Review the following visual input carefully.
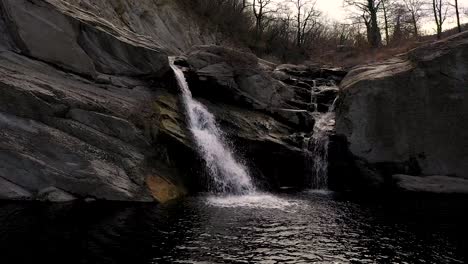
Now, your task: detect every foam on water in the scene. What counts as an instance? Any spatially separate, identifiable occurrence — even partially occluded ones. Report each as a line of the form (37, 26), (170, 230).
(205, 193), (298, 210)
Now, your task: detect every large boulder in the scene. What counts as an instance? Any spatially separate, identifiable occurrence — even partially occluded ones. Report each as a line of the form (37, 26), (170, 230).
(336, 32), (468, 189)
(185, 45), (295, 111)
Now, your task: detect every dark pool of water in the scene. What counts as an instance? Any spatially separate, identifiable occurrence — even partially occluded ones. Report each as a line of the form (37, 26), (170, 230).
(0, 191), (467, 264)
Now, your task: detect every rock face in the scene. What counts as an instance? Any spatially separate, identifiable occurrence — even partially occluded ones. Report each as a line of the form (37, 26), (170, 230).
(0, 0), (189, 202)
(152, 91), (307, 189)
(0, 0), (346, 201)
(336, 32), (468, 190)
(185, 46), (345, 131)
(1, 0), (169, 77)
(186, 46), (294, 111)
(51, 0), (215, 53)
(0, 51), (159, 201)
(182, 46), (347, 188)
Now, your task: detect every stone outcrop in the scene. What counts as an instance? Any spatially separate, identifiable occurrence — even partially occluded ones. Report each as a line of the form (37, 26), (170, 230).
(0, 51), (159, 201)
(37, 186), (77, 202)
(0, 0), (187, 202)
(335, 31), (468, 190)
(185, 45), (345, 131)
(1, 0), (169, 77)
(393, 174), (468, 194)
(185, 45), (294, 111)
(50, 0), (215, 53)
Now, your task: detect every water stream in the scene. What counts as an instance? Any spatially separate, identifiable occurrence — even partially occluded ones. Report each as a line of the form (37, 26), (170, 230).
(305, 97), (338, 189)
(169, 58), (255, 194)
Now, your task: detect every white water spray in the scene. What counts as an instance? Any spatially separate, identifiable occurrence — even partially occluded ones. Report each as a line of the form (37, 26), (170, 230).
(169, 58), (255, 194)
(305, 97), (338, 189)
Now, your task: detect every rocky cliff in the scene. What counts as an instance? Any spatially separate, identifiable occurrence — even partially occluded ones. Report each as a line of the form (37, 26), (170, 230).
(335, 31), (468, 193)
(0, 0), (344, 201)
(0, 0), (213, 202)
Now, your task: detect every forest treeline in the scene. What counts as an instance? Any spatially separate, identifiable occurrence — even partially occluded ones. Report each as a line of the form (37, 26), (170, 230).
(180, 0), (467, 65)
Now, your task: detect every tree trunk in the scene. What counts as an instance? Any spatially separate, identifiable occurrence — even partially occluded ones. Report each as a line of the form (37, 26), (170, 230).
(433, 0), (441, 39)
(369, 0), (381, 48)
(411, 12), (418, 38)
(297, 7), (301, 47)
(382, 0), (389, 45)
(455, 0), (461, 33)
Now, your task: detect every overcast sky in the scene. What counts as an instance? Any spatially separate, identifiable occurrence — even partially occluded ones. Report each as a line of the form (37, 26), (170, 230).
(312, 0), (468, 34)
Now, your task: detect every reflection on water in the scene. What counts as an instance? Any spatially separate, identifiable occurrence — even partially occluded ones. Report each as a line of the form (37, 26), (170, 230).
(0, 192), (467, 264)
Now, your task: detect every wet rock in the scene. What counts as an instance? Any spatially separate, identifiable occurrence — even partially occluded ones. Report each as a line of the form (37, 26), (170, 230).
(146, 174), (187, 203)
(273, 64), (347, 85)
(37, 187), (77, 202)
(152, 91), (307, 189)
(393, 175), (468, 194)
(272, 109), (315, 131)
(0, 178), (32, 200)
(315, 87), (339, 112)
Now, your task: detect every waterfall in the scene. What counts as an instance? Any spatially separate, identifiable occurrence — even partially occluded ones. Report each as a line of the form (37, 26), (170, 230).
(305, 98), (338, 189)
(169, 58), (255, 194)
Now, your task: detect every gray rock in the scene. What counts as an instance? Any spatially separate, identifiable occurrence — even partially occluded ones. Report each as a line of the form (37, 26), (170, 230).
(0, 0), (169, 77)
(153, 91), (308, 189)
(0, 0), (345, 200)
(272, 109), (315, 131)
(0, 10), (15, 51)
(393, 174), (468, 194)
(337, 31), (468, 184)
(186, 45), (295, 111)
(0, 178), (32, 200)
(37, 186), (77, 202)
(0, 50), (164, 202)
(68, 108), (148, 147)
(49, 0), (216, 53)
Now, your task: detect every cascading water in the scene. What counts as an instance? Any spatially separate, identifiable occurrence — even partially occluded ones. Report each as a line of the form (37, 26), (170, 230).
(169, 58), (255, 194)
(305, 97), (338, 189)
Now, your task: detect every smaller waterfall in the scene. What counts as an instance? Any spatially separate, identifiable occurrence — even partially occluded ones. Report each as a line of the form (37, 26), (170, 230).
(310, 80), (318, 112)
(305, 98), (338, 189)
(169, 58), (255, 194)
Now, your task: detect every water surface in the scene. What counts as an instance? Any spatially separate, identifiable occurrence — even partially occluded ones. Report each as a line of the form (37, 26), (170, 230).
(0, 191), (466, 263)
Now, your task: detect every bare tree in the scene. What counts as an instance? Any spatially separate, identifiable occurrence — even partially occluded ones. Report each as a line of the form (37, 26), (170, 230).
(345, 0), (382, 48)
(380, 0), (390, 45)
(432, 0), (448, 39)
(290, 0), (321, 47)
(252, 0), (274, 38)
(402, 0), (425, 37)
(449, 0), (461, 33)
(391, 2), (415, 43)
